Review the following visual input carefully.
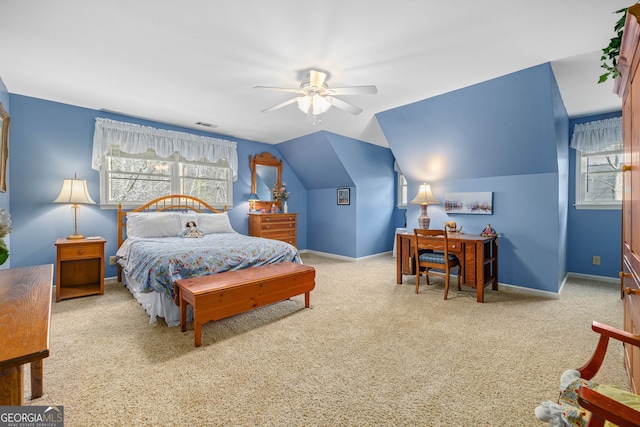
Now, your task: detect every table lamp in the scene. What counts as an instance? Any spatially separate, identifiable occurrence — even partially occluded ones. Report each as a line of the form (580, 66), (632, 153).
(410, 183), (440, 229)
(248, 193), (260, 213)
(54, 175), (96, 239)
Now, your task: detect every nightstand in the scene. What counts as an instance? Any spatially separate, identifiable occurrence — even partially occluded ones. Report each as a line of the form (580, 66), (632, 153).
(55, 238), (106, 302)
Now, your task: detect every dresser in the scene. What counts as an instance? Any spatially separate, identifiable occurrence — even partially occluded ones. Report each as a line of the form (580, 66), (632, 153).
(616, 4), (640, 393)
(248, 213), (297, 247)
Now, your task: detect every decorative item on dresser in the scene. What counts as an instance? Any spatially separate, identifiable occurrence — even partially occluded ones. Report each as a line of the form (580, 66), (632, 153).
(249, 151), (283, 213)
(614, 3), (640, 394)
(248, 212), (297, 247)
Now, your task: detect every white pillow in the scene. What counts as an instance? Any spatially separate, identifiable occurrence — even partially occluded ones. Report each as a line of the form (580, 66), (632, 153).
(196, 212), (235, 234)
(126, 212), (182, 238)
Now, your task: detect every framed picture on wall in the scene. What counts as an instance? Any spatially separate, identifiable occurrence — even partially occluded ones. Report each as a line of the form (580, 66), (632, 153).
(444, 191), (492, 214)
(337, 188), (350, 205)
(0, 103), (9, 193)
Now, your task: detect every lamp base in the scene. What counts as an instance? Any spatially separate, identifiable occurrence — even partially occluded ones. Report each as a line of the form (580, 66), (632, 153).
(417, 216), (431, 230)
(417, 204), (431, 229)
(66, 233), (85, 240)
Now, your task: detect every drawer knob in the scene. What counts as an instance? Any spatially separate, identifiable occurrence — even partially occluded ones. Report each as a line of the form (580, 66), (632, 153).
(622, 164), (632, 172)
(265, 225), (270, 229)
(620, 272), (632, 279)
(265, 218), (270, 222)
(624, 287), (640, 296)
(78, 249), (85, 255)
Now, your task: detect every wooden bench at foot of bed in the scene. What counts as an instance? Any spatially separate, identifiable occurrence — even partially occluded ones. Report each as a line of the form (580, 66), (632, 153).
(174, 262), (316, 347)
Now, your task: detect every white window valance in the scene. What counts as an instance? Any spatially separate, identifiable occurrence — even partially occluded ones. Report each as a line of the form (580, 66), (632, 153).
(91, 118), (238, 180)
(570, 116), (622, 153)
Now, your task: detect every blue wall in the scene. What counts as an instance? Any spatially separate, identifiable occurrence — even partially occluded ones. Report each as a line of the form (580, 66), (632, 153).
(277, 131), (395, 258)
(567, 111), (622, 278)
(377, 63), (569, 292)
(7, 94), (306, 277)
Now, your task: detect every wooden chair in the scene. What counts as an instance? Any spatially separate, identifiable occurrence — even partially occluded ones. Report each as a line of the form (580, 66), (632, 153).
(537, 321), (640, 426)
(413, 228), (461, 299)
(575, 322), (640, 427)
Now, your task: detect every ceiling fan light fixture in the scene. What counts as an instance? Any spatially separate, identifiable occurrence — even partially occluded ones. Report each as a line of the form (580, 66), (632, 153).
(297, 93), (332, 115)
(297, 95), (312, 114)
(258, 69), (376, 118)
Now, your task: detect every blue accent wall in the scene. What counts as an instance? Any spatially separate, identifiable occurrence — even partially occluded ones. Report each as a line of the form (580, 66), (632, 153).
(567, 111), (622, 278)
(7, 94), (306, 277)
(377, 63), (569, 292)
(278, 131), (395, 258)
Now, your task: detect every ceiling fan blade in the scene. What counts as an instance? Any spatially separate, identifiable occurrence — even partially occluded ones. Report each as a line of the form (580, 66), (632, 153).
(254, 86), (302, 94)
(261, 97), (299, 113)
(326, 96), (363, 115)
(309, 70), (327, 88)
(328, 85), (378, 95)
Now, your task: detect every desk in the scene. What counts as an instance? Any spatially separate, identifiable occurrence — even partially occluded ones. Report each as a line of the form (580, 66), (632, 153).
(0, 264), (53, 405)
(396, 233), (498, 302)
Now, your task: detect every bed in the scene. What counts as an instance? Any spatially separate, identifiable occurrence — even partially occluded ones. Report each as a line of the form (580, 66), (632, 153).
(116, 195), (301, 326)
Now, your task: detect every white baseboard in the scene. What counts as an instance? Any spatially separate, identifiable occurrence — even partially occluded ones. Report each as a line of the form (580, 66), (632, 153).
(498, 282), (561, 299)
(300, 249), (392, 262)
(566, 272), (619, 285)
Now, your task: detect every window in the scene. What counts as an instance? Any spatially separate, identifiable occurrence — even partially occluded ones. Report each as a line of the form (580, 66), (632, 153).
(100, 147), (233, 209)
(571, 116), (622, 210)
(397, 172), (408, 208)
(91, 118), (238, 209)
(575, 145), (622, 209)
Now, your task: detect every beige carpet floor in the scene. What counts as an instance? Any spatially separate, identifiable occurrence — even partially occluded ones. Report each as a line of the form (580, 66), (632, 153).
(25, 253), (627, 426)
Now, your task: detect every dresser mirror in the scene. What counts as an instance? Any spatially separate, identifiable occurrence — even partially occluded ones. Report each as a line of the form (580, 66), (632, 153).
(250, 151), (282, 211)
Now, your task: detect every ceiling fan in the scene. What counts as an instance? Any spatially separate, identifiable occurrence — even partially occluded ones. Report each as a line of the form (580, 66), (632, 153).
(255, 70), (377, 118)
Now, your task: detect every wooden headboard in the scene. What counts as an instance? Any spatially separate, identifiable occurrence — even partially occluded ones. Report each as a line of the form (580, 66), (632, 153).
(117, 194), (226, 249)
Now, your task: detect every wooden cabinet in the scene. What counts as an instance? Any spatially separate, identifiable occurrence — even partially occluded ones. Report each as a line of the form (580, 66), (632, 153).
(248, 213), (297, 247)
(55, 238), (105, 302)
(616, 4), (640, 393)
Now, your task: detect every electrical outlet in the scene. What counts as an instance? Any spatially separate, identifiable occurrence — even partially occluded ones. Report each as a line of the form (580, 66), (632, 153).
(592, 256), (601, 266)
(109, 255), (117, 266)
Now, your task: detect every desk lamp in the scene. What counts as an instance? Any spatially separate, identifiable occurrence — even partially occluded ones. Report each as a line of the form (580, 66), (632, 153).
(410, 183), (440, 229)
(54, 175), (96, 239)
(248, 193), (260, 213)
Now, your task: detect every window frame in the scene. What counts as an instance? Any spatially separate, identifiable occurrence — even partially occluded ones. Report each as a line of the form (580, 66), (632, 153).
(99, 147), (233, 210)
(574, 146), (622, 210)
(397, 172), (408, 209)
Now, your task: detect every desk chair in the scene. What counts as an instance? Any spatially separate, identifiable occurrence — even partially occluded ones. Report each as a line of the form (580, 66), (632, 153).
(413, 229), (461, 299)
(535, 322), (640, 426)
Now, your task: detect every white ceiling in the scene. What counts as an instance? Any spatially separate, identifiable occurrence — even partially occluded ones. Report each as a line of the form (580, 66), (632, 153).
(0, 1), (629, 147)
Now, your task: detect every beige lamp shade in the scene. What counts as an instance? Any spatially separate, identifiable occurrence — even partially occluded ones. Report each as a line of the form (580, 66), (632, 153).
(54, 176), (96, 239)
(410, 183), (440, 229)
(54, 177), (96, 205)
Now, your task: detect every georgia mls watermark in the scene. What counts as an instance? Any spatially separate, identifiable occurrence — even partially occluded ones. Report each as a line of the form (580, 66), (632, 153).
(0, 406), (63, 427)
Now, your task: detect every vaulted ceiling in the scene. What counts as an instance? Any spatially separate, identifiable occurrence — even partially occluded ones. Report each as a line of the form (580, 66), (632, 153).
(0, 1), (629, 147)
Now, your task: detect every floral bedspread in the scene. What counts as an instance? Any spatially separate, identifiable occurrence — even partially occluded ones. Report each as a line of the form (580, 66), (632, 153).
(117, 232), (301, 298)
